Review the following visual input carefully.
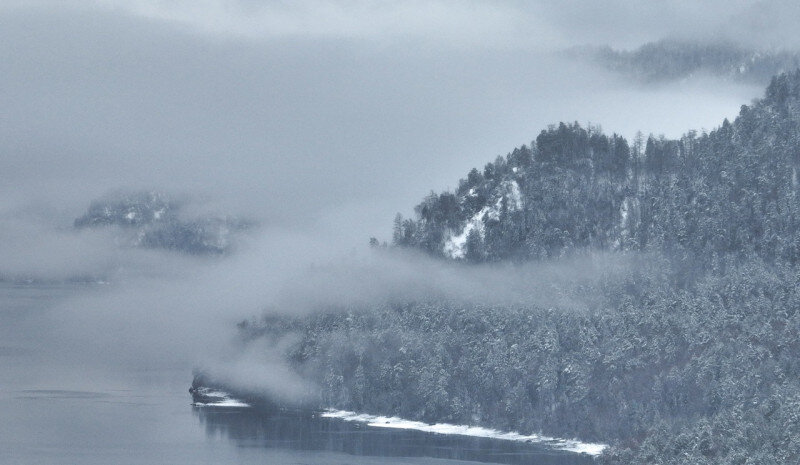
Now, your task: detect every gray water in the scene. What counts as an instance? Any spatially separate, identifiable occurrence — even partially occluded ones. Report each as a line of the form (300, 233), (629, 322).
(0, 283), (593, 465)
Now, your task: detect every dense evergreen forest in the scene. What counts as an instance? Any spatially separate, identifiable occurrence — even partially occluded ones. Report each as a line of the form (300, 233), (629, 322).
(203, 71), (800, 463)
(573, 39), (800, 85)
(393, 70), (800, 272)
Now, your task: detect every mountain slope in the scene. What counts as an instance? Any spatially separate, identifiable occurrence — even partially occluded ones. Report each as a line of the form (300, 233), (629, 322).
(396, 70), (800, 275)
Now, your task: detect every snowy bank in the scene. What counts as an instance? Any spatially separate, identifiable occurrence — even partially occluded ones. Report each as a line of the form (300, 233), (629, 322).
(321, 409), (607, 456)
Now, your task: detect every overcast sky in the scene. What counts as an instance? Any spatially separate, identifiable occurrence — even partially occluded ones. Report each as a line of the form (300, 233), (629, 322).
(11, 1), (799, 49)
(2, 1), (779, 244)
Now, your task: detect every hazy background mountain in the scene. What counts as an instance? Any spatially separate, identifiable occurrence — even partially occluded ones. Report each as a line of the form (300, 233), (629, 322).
(572, 39), (800, 85)
(73, 191), (254, 255)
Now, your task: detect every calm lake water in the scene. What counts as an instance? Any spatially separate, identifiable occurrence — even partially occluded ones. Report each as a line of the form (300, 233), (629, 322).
(0, 282), (594, 465)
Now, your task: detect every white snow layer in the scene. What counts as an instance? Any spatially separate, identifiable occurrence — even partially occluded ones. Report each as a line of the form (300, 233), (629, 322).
(193, 398), (250, 407)
(443, 180), (523, 259)
(321, 409), (606, 456)
(443, 206), (488, 259)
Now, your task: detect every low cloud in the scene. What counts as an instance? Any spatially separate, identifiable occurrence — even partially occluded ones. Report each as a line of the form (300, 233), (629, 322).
(0, 0), (782, 398)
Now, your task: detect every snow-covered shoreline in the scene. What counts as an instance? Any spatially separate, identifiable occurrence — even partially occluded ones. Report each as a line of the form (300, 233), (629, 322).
(320, 409), (607, 456)
(189, 388), (606, 456)
(190, 389), (250, 408)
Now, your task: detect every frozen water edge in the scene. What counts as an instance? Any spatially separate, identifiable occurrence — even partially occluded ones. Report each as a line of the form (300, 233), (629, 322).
(320, 409), (607, 456)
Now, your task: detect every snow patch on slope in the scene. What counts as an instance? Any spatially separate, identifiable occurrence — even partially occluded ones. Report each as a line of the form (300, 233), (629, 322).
(503, 179), (523, 211)
(614, 196), (639, 248)
(443, 206), (488, 259)
(443, 180), (523, 258)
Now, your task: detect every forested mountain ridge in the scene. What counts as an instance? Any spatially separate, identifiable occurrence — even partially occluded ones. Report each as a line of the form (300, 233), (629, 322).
(395, 70), (800, 274)
(197, 71), (800, 465)
(572, 39), (800, 85)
